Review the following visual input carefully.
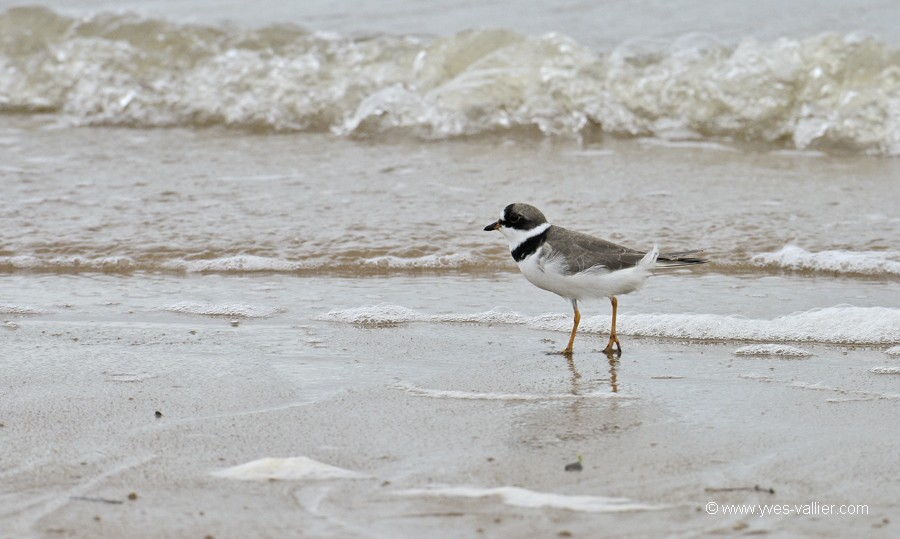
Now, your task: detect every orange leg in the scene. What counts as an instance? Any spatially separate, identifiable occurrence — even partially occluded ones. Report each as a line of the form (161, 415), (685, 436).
(562, 299), (580, 355)
(603, 296), (622, 356)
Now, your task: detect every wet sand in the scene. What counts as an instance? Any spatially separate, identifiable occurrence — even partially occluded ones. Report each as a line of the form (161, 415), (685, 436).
(2, 273), (898, 538)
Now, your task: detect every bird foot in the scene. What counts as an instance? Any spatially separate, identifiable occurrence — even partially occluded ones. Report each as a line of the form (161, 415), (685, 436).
(602, 337), (622, 356)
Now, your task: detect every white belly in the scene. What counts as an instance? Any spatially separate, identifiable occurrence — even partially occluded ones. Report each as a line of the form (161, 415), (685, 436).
(516, 246), (656, 301)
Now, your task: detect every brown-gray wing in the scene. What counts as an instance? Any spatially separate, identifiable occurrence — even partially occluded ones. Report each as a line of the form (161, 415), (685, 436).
(544, 226), (648, 275)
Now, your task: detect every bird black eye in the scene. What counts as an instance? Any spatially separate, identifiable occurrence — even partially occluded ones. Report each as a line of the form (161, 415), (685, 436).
(509, 214), (521, 224)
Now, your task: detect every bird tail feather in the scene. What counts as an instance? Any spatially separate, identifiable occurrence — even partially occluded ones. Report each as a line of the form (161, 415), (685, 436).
(655, 249), (709, 267)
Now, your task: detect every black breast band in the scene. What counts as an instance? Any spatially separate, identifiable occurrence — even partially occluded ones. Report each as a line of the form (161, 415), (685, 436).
(511, 228), (549, 262)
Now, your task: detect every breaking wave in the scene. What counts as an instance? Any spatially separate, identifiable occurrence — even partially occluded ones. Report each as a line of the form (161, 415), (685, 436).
(2, 7), (899, 155)
(322, 303), (900, 344)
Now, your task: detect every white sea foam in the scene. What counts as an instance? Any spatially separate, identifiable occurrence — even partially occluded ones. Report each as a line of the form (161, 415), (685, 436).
(744, 375), (900, 402)
(0, 256), (41, 269)
(0, 303), (46, 315)
(870, 367), (900, 375)
(885, 346), (900, 356)
(0, 252), (483, 275)
(211, 456), (365, 481)
(324, 304), (428, 326)
(0, 255), (137, 272)
(396, 383), (632, 401)
(323, 303), (900, 344)
(105, 372), (157, 383)
(738, 374), (776, 382)
(323, 305), (531, 326)
(751, 245), (900, 275)
(733, 344), (813, 357)
(788, 381), (839, 392)
(165, 256), (306, 273)
(165, 301), (281, 318)
(395, 486), (667, 512)
(361, 253), (479, 269)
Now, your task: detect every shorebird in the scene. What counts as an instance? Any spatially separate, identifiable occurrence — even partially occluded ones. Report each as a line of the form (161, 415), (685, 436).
(484, 203), (707, 355)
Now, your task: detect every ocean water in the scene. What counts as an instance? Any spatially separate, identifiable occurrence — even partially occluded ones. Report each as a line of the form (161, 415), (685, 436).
(1, 0), (899, 344)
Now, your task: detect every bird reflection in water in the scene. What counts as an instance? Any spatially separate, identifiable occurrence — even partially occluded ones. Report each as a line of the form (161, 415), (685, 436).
(564, 349), (620, 395)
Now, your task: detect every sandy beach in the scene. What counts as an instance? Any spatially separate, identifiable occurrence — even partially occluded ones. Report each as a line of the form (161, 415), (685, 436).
(3, 272), (899, 538)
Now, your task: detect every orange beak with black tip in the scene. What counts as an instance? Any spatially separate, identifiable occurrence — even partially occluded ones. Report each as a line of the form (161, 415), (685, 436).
(483, 220), (501, 231)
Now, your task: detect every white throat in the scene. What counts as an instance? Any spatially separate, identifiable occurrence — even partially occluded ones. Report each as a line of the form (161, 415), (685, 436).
(499, 222), (551, 253)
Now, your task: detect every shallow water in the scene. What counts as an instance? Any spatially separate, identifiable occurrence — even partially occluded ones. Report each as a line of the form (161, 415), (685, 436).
(2, 124), (898, 278)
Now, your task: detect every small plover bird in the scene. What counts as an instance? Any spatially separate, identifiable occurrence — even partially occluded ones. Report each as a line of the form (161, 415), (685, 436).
(484, 203), (707, 355)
